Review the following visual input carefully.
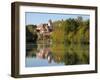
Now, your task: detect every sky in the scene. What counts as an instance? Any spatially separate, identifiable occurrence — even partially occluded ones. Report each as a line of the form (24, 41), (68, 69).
(25, 12), (90, 25)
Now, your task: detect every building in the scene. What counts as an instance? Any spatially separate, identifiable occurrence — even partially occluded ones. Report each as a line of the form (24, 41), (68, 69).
(36, 20), (53, 40)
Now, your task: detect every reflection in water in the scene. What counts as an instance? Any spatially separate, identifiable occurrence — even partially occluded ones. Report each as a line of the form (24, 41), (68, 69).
(36, 47), (53, 63)
(26, 41), (89, 67)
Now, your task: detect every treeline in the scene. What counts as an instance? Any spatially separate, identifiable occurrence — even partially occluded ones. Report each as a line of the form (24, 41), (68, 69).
(26, 25), (37, 44)
(51, 16), (89, 44)
(26, 16), (89, 44)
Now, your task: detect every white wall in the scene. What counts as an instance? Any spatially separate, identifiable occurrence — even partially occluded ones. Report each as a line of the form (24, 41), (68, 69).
(0, 0), (100, 80)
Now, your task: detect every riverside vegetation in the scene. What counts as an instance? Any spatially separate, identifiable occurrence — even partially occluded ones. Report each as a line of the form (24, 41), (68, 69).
(26, 16), (89, 67)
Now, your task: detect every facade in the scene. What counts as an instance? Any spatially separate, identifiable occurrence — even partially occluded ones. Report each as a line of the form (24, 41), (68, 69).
(36, 20), (53, 40)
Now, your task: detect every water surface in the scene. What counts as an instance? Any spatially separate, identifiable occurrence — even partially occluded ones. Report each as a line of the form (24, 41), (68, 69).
(25, 42), (89, 67)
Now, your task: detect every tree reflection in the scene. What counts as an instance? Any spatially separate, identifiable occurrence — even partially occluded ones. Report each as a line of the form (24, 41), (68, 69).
(26, 42), (89, 65)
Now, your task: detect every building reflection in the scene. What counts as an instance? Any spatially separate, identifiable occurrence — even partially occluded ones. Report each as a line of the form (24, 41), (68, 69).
(26, 42), (89, 65)
(36, 43), (53, 63)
